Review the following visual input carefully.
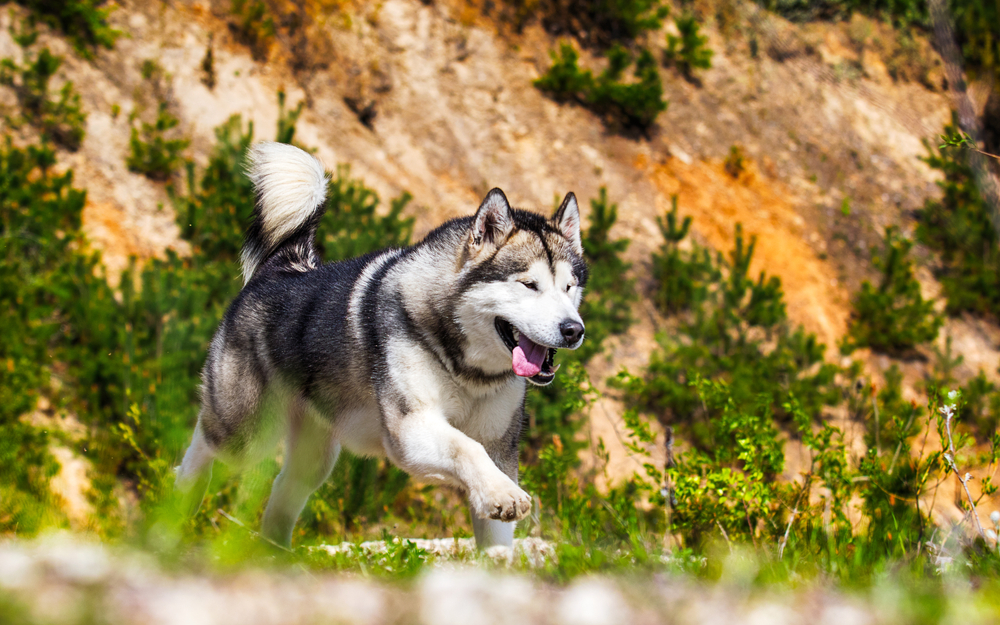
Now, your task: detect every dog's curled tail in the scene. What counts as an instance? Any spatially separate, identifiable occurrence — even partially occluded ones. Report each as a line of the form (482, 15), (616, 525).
(241, 142), (330, 285)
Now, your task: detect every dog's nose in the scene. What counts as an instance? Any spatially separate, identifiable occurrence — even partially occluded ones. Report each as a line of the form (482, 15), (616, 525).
(559, 320), (584, 345)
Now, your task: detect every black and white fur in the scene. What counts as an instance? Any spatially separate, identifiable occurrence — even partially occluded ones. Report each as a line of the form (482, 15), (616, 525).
(176, 142), (587, 548)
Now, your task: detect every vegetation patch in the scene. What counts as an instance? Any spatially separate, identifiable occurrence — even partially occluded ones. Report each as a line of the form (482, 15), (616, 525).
(535, 41), (667, 135)
(15, 0), (120, 58)
(126, 103), (190, 181)
(628, 198), (841, 440)
(0, 22), (86, 150)
(664, 13), (714, 80)
(498, 0), (669, 49)
(841, 227), (943, 356)
(917, 120), (1000, 318)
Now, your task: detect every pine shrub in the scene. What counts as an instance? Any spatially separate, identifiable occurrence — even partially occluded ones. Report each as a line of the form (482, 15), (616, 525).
(126, 103), (190, 181)
(917, 120), (1000, 318)
(576, 187), (637, 362)
(652, 195), (718, 314)
(535, 42), (668, 135)
(15, 0), (120, 58)
(0, 141), (91, 533)
(842, 226), (942, 355)
(625, 201), (841, 450)
(500, 0), (669, 49)
(664, 14), (714, 79)
(0, 29), (86, 150)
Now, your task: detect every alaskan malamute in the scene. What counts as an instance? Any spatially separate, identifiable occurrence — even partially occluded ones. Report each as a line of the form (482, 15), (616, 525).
(176, 142), (587, 548)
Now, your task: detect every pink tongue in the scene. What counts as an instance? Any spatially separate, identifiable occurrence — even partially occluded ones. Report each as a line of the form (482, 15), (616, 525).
(512, 334), (547, 377)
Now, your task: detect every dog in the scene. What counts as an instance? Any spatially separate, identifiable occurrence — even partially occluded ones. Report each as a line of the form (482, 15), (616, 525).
(175, 142), (587, 549)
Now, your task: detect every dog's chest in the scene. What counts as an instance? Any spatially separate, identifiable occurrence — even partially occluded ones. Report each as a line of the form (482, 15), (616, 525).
(445, 383), (523, 443)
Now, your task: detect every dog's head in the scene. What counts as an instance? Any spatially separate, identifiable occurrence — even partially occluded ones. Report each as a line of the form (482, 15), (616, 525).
(456, 188), (588, 386)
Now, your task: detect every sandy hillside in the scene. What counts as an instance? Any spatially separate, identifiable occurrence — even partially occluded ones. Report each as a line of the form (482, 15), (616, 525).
(4, 0), (998, 513)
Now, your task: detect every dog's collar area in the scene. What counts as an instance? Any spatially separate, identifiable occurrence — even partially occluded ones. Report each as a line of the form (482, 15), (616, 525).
(494, 318), (558, 386)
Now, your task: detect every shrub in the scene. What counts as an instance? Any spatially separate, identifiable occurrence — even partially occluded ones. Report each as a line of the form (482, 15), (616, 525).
(126, 103), (190, 181)
(724, 144), (745, 178)
(917, 120), (1000, 318)
(624, 201), (841, 449)
(575, 187), (637, 362)
(229, 0), (276, 61)
(0, 140), (90, 533)
(664, 14), (714, 79)
(499, 0), (669, 49)
(318, 166), (414, 262)
(651, 195), (718, 314)
(535, 42), (668, 135)
(15, 0), (120, 58)
(0, 29), (86, 150)
(842, 226), (942, 355)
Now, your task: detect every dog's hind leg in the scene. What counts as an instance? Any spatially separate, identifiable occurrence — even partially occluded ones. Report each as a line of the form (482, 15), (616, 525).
(261, 399), (340, 548)
(175, 420), (216, 517)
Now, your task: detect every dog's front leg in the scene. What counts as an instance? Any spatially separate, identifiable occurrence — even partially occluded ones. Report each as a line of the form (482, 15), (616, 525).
(383, 409), (532, 529)
(470, 432), (524, 548)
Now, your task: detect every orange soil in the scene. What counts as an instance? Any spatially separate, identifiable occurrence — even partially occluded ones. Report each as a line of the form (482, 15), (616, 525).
(639, 153), (851, 353)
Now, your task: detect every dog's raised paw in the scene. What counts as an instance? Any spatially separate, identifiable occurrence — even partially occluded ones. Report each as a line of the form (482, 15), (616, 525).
(474, 482), (532, 522)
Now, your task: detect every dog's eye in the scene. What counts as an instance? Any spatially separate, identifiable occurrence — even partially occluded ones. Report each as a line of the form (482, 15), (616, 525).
(565, 284), (572, 292)
(520, 281), (539, 292)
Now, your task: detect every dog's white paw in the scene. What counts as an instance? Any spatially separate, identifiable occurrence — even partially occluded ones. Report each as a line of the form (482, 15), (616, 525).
(471, 480), (532, 522)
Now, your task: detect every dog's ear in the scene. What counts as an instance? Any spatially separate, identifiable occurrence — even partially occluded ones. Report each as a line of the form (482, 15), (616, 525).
(552, 192), (583, 256)
(470, 188), (514, 251)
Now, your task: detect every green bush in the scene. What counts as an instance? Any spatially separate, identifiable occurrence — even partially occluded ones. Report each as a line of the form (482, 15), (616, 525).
(842, 227), (942, 355)
(575, 187), (637, 362)
(917, 120), (1000, 318)
(651, 195), (719, 314)
(535, 42), (667, 135)
(15, 0), (120, 58)
(229, 0), (276, 61)
(664, 14), (714, 79)
(0, 29), (86, 150)
(0, 141), (92, 533)
(126, 104), (190, 181)
(500, 0), (669, 49)
(629, 203), (840, 439)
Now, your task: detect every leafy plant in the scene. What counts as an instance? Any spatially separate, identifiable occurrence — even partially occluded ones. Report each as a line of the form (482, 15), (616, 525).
(535, 41), (668, 135)
(664, 14), (714, 79)
(0, 27), (86, 150)
(15, 0), (120, 58)
(842, 226), (942, 355)
(229, 0), (276, 61)
(0, 141), (87, 534)
(631, 202), (841, 439)
(499, 0), (669, 49)
(126, 103), (190, 181)
(724, 145), (745, 178)
(918, 120), (1000, 318)
(575, 187), (637, 362)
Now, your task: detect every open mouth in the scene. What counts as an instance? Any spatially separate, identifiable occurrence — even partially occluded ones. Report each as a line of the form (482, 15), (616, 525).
(495, 318), (559, 386)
